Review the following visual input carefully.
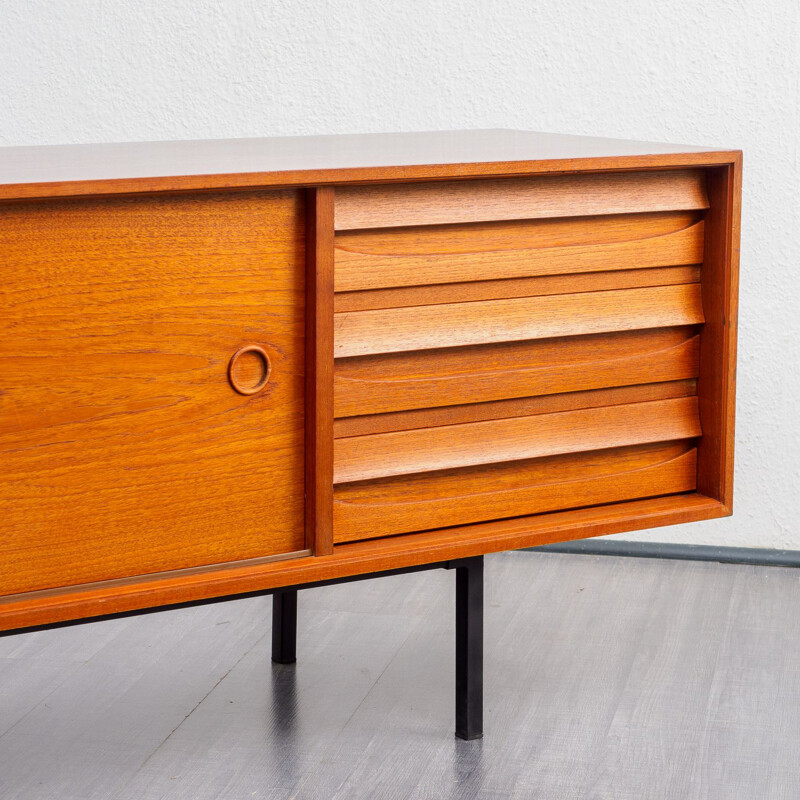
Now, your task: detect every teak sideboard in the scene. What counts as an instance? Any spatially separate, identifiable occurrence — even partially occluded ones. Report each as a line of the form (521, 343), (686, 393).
(0, 131), (740, 656)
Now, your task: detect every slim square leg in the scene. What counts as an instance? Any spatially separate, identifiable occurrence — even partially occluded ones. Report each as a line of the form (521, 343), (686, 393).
(272, 589), (297, 664)
(455, 556), (483, 740)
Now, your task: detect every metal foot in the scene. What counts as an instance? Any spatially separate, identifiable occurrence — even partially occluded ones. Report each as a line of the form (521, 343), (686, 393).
(272, 589), (297, 664)
(453, 556), (484, 740)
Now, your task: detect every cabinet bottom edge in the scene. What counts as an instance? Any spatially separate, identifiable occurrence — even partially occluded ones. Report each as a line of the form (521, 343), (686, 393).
(0, 493), (727, 633)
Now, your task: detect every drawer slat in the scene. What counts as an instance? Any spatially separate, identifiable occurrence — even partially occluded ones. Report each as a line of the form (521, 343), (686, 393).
(335, 219), (703, 292)
(334, 441), (697, 541)
(334, 396), (701, 484)
(334, 265), (701, 313)
(334, 284), (704, 358)
(334, 170), (709, 230)
(334, 379), (696, 438)
(335, 326), (700, 417)
(336, 210), (698, 256)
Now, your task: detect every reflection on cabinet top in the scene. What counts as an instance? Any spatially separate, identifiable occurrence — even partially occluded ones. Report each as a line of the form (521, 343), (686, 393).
(0, 129), (740, 201)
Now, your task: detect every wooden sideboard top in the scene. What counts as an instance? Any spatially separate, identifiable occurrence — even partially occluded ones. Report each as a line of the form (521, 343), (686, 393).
(0, 129), (740, 201)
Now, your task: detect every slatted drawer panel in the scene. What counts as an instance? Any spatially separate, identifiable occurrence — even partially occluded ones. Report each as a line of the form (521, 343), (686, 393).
(335, 328), (700, 417)
(335, 284), (703, 358)
(334, 442), (698, 542)
(332, 170), (707, 542)
(334, 170), (708, 231)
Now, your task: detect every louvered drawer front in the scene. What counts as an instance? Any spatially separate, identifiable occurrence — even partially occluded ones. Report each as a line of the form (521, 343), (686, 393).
(332, 170), (708, 543)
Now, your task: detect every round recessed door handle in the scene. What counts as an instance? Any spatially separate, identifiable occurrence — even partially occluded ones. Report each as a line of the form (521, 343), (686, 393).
(228, 345), (271, 395)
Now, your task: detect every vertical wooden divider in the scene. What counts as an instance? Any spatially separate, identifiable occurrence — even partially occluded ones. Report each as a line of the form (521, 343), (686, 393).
(696, 157), (742, 509)
(305, 187), (336, 554)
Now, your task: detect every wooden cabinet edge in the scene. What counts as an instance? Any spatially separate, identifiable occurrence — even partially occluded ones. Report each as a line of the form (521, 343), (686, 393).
(0, 494), (728, 633)
(696, 158), (741, 508)
(0, 151), (742, 203)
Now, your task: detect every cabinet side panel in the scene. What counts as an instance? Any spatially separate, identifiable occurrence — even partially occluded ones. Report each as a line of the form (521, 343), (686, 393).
(696, 160), (741, 508)
(0, 190), (307, 594)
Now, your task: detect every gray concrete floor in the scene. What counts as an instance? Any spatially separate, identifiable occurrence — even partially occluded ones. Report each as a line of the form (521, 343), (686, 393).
(1, 549), (799, 799)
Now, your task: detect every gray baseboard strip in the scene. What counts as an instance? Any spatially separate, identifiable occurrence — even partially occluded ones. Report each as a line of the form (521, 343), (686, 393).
(527, 540), (800, 568)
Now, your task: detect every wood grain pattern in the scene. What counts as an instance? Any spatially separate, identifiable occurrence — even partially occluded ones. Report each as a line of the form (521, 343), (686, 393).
(333, 380), (697, 438)
(334, 441), (697, 541)
(334, 265), (701, 313)
(334, 284), (704, 358)
(0, 494), (729, 632)
(0, 191), (306, 595)
(335, 220), (704, 291)
(335, 326), (701, 417)
(334, 170), (708, 230)
(336, 209), (698, 254)
(0, 136), (741, 634)
(305, 188), (336, 555)
(696, 159), (741, 509)
(334, 396), (701, 483)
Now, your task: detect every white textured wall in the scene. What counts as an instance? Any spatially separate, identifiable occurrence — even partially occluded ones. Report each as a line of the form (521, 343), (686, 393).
(1, 1), (798, 548)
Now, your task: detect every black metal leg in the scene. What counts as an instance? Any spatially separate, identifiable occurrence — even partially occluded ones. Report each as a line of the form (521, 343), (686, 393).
(272, 589), (297, 664)
(454, 556), (484, 740)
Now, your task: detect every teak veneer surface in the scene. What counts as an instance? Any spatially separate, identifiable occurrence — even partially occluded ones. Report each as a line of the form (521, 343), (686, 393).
(333, 170), (708, 230)
(335, 327), (701, 417)
(335, 211), (700, 255)
(0, 190), (306, 595)
(305, 188), (336, 556)
(333, 396), (701, 484)
(333, 265), (702, 313)
(0, 130), (741, 632)
(333, 441), (698, 541)
(333, 380), (697, 439)
(328, 154), (726, 549)
(334, 219), (704, 291)
(696, 165), (740, 508)
(334, 284), (704, 358)
(0, 494), (729, 633)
